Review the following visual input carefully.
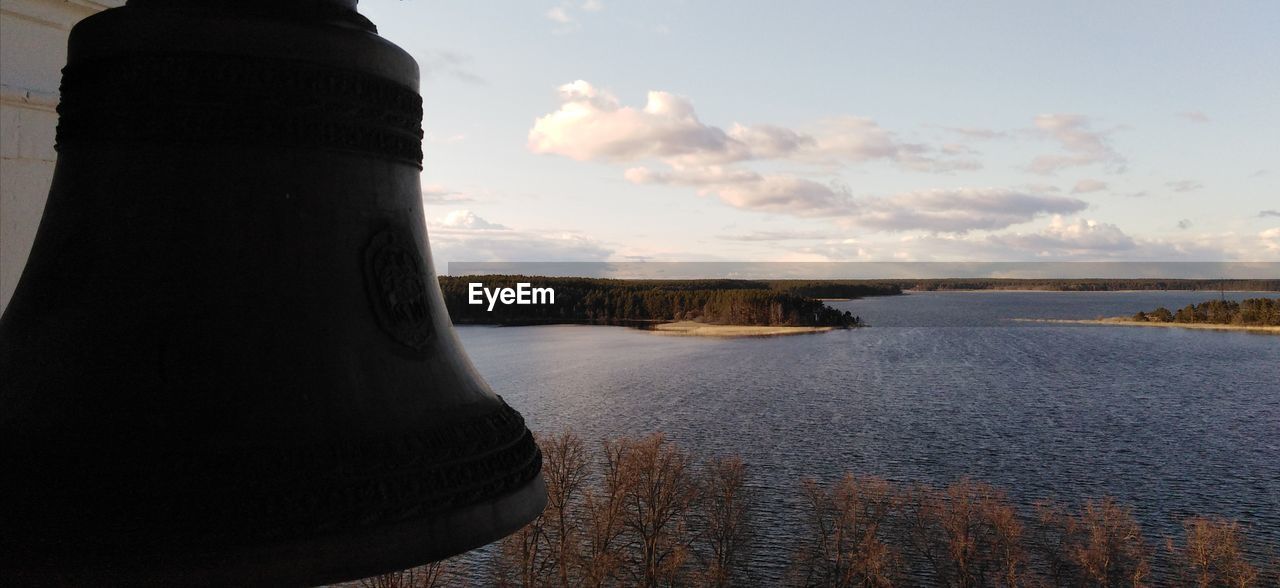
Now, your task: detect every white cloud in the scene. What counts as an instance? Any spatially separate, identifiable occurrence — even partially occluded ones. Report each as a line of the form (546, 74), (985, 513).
(626, 166), (851, 216)
(626, 166), (1084, 232)
(418, 51), (485, 85)
(1027, 114), (1126, 175)
(546, 2), (602, 32)
(850, 189), (1088, 233)
(715, 176), (854, 216)
(436, 210), (509, 230)
(1177, 111), (1210, 123)
(530, 82), (732, 163)
(425, 132), (467, 144)
(528, 81), (976, 171)
(940, 126), (1008, 140)
(1165, 179), (1203, 193)
(530, 83), (1129, 236)
(1021, 183), (1062, 194)
(1262, 227), (1280, 253)
(716, 230), (836, 242)
(422, 184), (474, 204)
(991, 216), (1136, 254)
(1071, 178), (1108, 194)
(546, 5), (573, 23)
(427, 213), (613, 272)
(766, 220), (1280, 262)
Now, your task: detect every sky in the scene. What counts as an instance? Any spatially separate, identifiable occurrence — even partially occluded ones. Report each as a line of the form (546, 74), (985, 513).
(356, 1), (1280, 273)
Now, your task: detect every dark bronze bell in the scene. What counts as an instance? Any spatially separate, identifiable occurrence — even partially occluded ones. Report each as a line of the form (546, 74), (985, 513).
(0, 0), (545, 584)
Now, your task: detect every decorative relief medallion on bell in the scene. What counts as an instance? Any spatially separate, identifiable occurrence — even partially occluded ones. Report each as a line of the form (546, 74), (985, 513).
(364, 228), (434, 352)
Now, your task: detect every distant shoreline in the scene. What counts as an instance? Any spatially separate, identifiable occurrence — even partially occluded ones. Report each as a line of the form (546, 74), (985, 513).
(646, 321), (836, 337)
(1014, 317), (1280, 334)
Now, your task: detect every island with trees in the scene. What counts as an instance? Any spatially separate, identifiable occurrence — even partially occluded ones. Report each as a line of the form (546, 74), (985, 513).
(437, 276), (896, 336)
(1023, 297), (1280, 333)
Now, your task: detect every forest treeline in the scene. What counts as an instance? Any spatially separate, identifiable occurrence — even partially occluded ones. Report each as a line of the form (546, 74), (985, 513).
(362, 432), (1277, 588)
(889, 279), (1280, 292)
(1132, 298), (1280, 326)
(438, 276), (891, 327)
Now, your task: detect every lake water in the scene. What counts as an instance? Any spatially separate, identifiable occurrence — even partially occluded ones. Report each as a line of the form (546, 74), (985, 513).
(456, 291), (1280, 580)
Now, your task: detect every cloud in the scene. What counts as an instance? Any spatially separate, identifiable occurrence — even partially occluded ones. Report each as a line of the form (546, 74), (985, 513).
(528, 81), (977, 171)
(546, 5), (573, 23)
(436, 210), (508, 230)
(940, 126), (1008, 140)
(1262, 227), (1280, 253)
(1259, 210), (1280, 218)
(987, 217), (1136, 255)
(627, 166), (853, 216)
(427, 214), (613, 271)
(1177, 219), (1193, 230)
(808, 117), (981, 172)
(1177, 111), (1210, 123)
(529, 82), (732, 162)
(1165, 179), (1203, 193)
(431, 230), (613, 272)
(734, 219), (1280, 262)
(1071, 179), (1108, 194)
(628, 167), (1085, 232)
(716, 230), (836, 242)
(546, 2), (602, 32)
(529, 82), (1112, 234)
(1021, 183), (1062, 194)
(981, 221), (1280, 260)
(422, 184), (474, 204)
(715, 176), (854, 216)
(1027, 114), (1126, 175)
(426, 132), (467, 144)
(418, 51), (485, 85)
(849, 189), (1088, 233)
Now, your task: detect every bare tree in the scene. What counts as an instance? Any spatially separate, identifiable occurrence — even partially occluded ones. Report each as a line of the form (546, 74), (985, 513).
(1168, 517), (1259, 587)
(1033, 498), (1149, 587)
(359, 561), (464, 588)
(978, 485), (1029, 588)
(615, 433), (700, 588)
(790, 474), (900, 588)
(1072, 498), (1150, 587)
(579, 437), (630, 588)
(695, 456), (754, 587)
(542, 431), (591, 587)
(1032, 501), (1081, 587)
(900, 478), (1028, 588)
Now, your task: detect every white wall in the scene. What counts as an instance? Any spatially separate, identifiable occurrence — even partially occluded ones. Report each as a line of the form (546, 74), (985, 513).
(0, 0), (123, 313)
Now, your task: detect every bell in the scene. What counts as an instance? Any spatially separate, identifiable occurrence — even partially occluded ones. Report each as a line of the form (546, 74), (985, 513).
(0, 0), (545, 585)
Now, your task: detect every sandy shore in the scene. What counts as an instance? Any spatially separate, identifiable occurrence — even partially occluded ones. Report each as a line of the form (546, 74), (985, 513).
(648, 321), (836, 337)
(1014, 317), (1280, 334)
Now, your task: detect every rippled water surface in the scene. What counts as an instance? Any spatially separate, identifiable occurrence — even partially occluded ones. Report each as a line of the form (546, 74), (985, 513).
(457, 291), (1280, 579)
